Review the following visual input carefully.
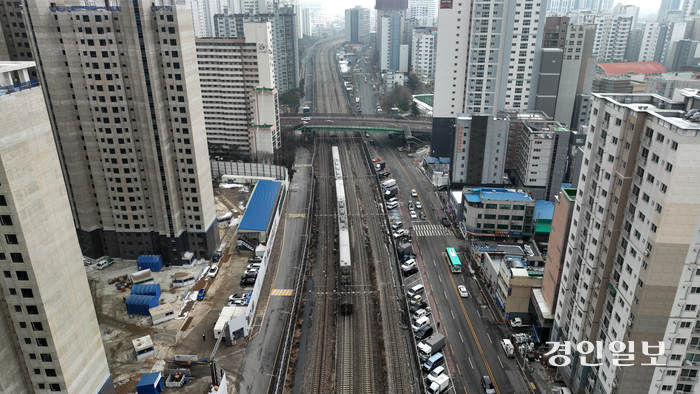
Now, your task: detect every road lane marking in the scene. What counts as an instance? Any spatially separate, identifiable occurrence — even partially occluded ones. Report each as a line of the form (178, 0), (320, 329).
(498, 356), (504, 369)
(459, 331), (464, 342)
(487, 333), (492, 343)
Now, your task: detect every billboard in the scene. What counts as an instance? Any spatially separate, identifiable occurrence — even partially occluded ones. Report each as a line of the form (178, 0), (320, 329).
(440, 0), (453, 8)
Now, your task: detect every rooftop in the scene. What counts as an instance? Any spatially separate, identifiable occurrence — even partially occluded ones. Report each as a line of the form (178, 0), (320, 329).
(597, 61), (667, 75)
(464, 188), (534, 204)
(594, 93), (700, 130)
(238, 180), (282, 232)
(562, 188), (577, 201)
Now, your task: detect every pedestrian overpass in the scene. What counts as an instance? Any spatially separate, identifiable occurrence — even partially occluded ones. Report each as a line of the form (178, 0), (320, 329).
(295, 123), (425, 147)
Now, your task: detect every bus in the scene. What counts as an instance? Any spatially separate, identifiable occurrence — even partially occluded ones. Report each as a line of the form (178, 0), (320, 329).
(446, 247), (462, 273)
(301, 106), (311, 121)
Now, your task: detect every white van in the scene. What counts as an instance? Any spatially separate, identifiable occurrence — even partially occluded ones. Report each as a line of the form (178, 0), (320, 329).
(426, 365), (446, 384)
(412, 316), (430, 332)
(501, 338), (515, 357)
(407, 284), (425, 298)
(412, 308), (431, 321)
(386, 201), (399, 210)
(95, 259), (114, 270)
(382, 179), (397, 188)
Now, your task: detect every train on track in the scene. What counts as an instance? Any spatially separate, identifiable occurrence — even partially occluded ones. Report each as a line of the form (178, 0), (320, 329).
(332, 145), (353, 314)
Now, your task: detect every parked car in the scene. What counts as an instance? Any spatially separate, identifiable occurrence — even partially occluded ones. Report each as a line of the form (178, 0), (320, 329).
(248, 256), (262, 263)
(240, 277), (256, 286)
(207, 265), (219, 278)
(458, 285), (469, 298)
(247, 263), (261, 270)
(410, 301), (428, 314)
(415, 325), (434, 340)
(197, 288), (206, 300)
(393, 229), (409, 239)
(229, 293), (248, 303)
(392, 222), (404, 230)
(410, 295), (423, 305)
(402, 268), (418, 277)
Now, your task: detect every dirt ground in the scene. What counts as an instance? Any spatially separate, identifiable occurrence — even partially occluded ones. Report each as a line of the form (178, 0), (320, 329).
(88, 185), (252, 393)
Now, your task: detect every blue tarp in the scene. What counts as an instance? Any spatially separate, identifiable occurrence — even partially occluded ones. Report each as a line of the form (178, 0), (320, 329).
(136, 372), (164, 394)
(534, 200), (555, 221)
(137, 255), (164, 272)
(238, 180), (281, 232)
(131, 284), (161, 299)
(125, 295), (160, 316)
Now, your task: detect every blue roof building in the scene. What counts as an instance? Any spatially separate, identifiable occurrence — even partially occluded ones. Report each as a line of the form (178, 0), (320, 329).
(460, 187), (536, 238)
(238, 180), (283, 243)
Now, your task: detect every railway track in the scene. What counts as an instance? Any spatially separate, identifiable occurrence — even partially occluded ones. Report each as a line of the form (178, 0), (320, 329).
(305, 136), (337, 394)
(313, 38), (349, 114)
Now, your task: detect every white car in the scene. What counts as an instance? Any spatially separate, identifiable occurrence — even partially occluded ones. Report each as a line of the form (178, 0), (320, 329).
(410, 211), (417, 219)
(411, 189), (418, 197)
(393, 229), (409, 238)
(326, 119), (334, 123)
(416, 201), (422, 209)
(410, 294), (422, 305)
(458, 285), (469, 298)
(247, 263), (261, 270)
(207, 265), (219, 278)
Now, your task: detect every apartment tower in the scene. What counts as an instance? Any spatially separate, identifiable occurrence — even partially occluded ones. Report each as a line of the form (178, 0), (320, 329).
(24, 1), (219, 263)
(196, 22), (280, 157)
(431, 0), (546, 158)
(345, 6), (371, 44)
(0, 62), (112, 393)
(552, 91), (700, 393)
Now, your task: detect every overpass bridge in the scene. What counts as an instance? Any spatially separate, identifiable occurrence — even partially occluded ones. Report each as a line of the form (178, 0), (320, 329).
(290, 120), (426, 147)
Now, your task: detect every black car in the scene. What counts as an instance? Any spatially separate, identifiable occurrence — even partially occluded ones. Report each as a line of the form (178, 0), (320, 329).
(415, 325), (434, 340)
(240, 277), (256, 286)
(402, 268), (418, 277)
(410, 301), (428, 314)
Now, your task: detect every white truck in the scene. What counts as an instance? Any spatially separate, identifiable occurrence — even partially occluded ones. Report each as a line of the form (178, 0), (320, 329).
(381, 179), (397, 188)
(427, 374), (450, 394)
(501, 338), (515, 357)
(509, 317), (531, 328)
(418, 333), (446, 361)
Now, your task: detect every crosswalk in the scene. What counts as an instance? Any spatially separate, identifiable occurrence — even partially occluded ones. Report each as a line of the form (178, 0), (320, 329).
(413, 224), (453, 237)
(288, 213), (306, 219)
(271, 288), (294, 296)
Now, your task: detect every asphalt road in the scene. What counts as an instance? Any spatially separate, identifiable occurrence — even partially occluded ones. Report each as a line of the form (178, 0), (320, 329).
(232, 147), (312, 394)
(371, 132), (530, 394)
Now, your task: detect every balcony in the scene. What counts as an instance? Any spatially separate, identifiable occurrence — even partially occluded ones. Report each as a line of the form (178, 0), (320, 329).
(627, 189), (639, 203)
(640, 134), (652, 146)
(633, 173), (643, 185)
(616, 240), (627, 255)
(623, 208), (634, 223)
(679, 376), (699, 382)
(636, 152), (648, 166)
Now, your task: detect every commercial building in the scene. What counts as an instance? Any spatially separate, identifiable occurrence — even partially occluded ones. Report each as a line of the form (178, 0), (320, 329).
(25, 1), (219, 263)
(551, 91), (700, 393)
(451, 114), (510, 185)
(431, 0), (546, 158)
(196, 22), (280, 158)
(344, 6), (370, 44)
(406, 0), (436, 27)
(375, 0), (407, 74)
(0, 61), (112, 393)
(460, 187), (535, 238)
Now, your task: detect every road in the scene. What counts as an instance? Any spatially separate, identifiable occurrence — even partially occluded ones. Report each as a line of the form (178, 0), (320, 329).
(371, 132), (531, 394)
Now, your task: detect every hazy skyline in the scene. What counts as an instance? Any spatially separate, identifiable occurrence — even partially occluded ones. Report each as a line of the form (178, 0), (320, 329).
(316, 0), (666, 16)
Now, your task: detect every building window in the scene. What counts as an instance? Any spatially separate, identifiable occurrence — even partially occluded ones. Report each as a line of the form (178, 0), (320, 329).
(45, 369), (56, 377)
(0, 214), (11, 225)
(21, 288), (33, 298)
(36, 338), (48, 347)
(26, 305), (38, 314)
(41, 353), (52, 362)
(49, 384), (61, 392)
(5, 234), (18, 244)
(31, 322), (43, 331)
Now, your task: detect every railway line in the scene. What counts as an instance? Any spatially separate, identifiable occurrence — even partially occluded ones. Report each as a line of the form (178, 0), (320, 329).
(313, 38), (349, 114)
(299, 35), (415, 394)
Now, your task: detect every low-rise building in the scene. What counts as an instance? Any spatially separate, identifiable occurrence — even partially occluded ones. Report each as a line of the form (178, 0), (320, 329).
(460, 188), (536, 238)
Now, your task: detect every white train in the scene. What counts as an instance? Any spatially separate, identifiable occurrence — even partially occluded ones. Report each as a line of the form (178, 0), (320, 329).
(332, 145), (353, 314)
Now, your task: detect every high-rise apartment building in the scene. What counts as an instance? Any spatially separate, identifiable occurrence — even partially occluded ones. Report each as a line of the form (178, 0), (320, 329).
(451, 114), (509, 185)
(25, 1), (219, 263)
(581, 14), (632, 63)
(214, 12), (238, 37)
(637, 22), (667, 62)
(345, 6), (370, 44)
(551, 91), (700, 393)
(659, 0), (682, 20)
(196, 22), (280, 157)
(375, 0), (407, 73)
(0, 2), (36, 78)
(536, 21), (597, 128)
(611, 4), (639, 27)
(431, 0), (546, 158)
(411, 27), (436, 80)
(547, 0), (613, 14)
(0, 61), (112, 393)
(407, 0), (436, 27)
